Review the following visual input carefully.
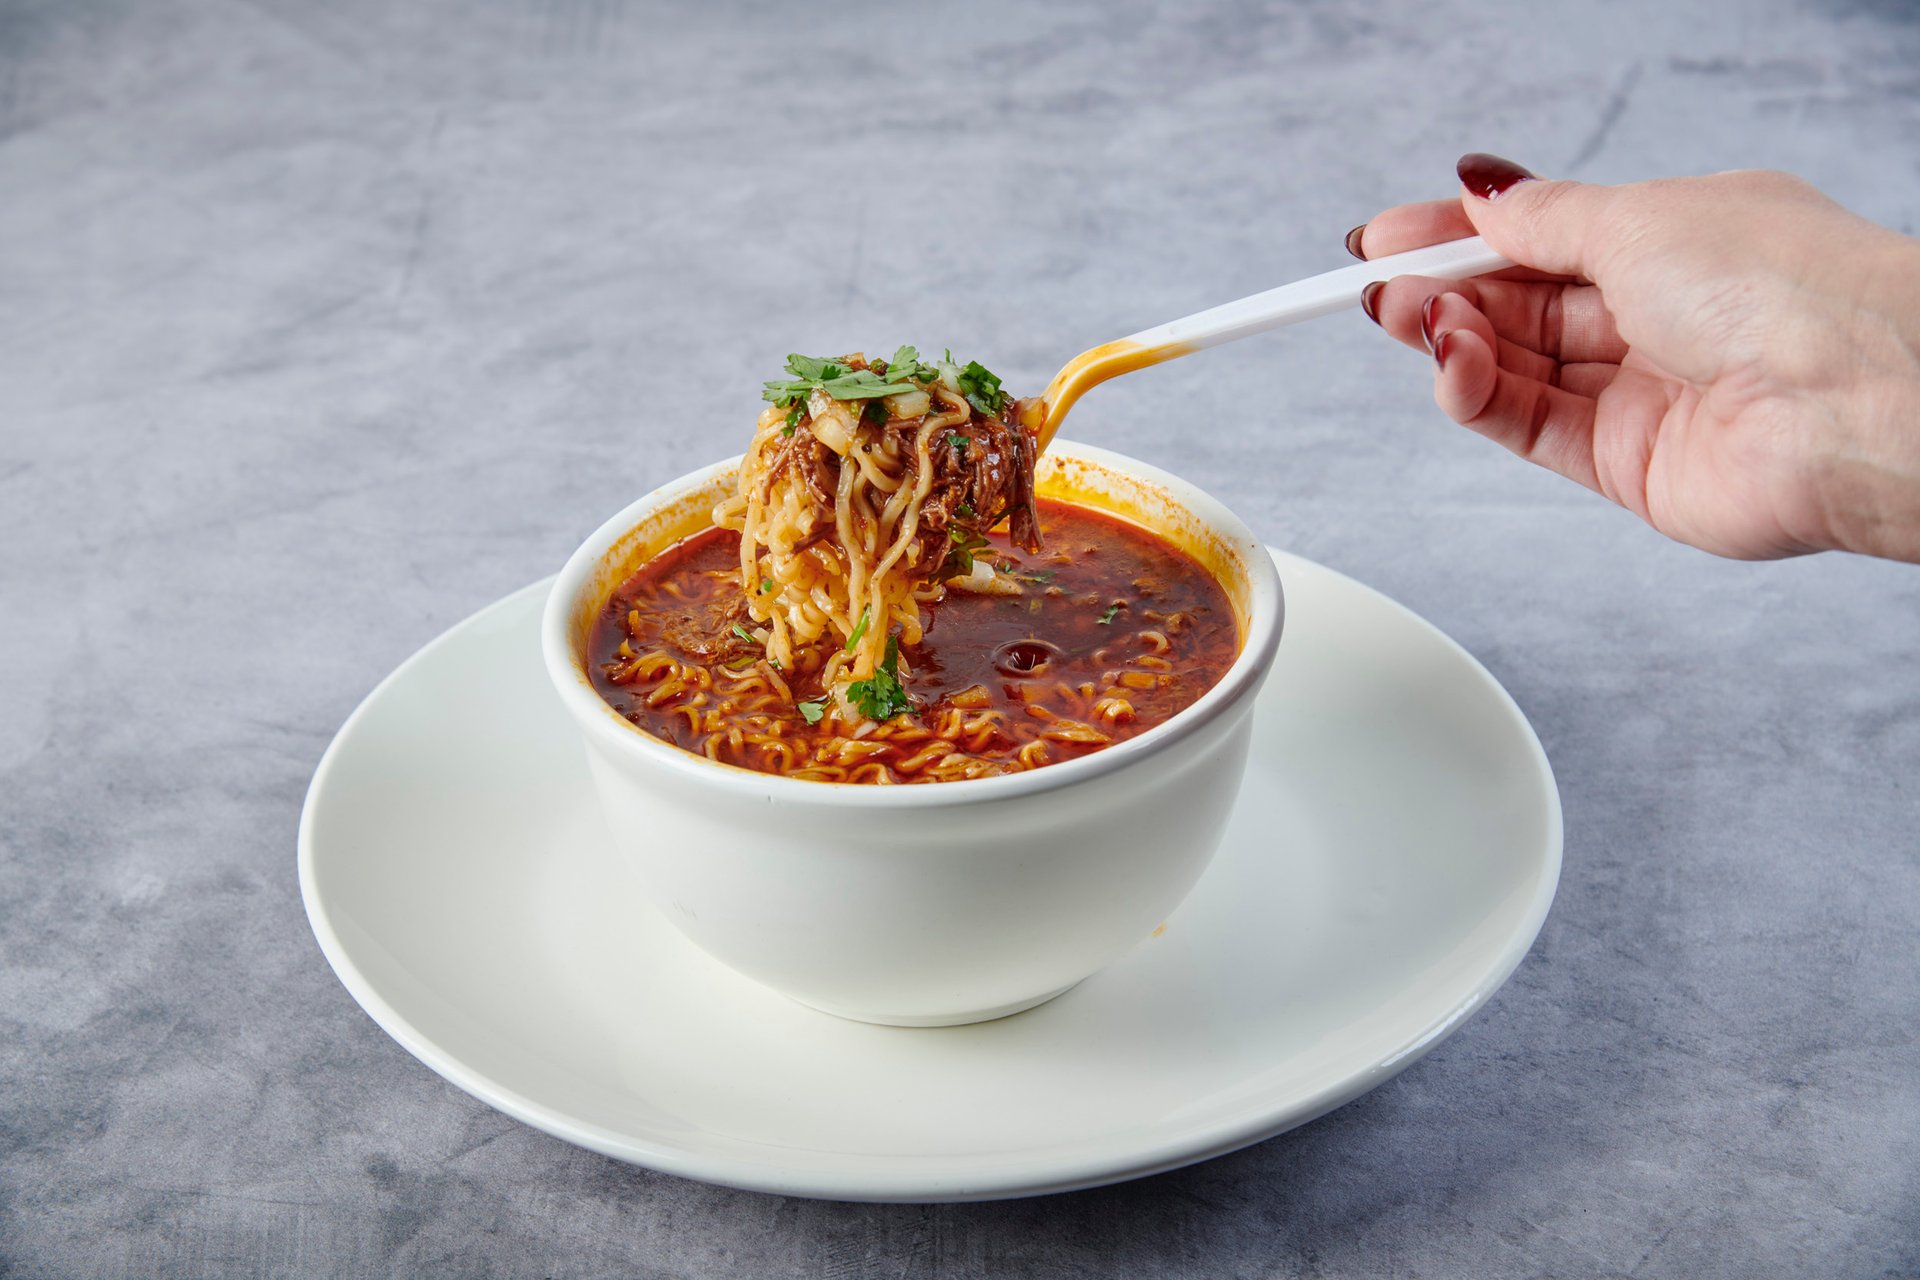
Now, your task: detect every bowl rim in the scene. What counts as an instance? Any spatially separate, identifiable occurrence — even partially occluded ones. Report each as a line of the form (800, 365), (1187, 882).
(539, 438), (1284, 811)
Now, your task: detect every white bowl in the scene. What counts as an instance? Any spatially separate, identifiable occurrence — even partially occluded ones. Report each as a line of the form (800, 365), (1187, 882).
(541, 439), (1284, 1026)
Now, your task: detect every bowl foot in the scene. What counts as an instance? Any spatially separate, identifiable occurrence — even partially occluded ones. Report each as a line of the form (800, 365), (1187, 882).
(789, 982), (1082, 1028)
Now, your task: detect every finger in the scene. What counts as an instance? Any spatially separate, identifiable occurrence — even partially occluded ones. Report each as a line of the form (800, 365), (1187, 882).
(1350, 199), (1475, 258)
(1430, 292), (1578, 387)
(1351, 201), (1581, 285)
(1416, 292), (1563, 386)
(1431, 327), (1602, 494)
(1453, 279), (1627, 363)
(1368, 275), (1628, 365)
(1557, 362), (1622, 399)
(1456, 153), (1621, 280)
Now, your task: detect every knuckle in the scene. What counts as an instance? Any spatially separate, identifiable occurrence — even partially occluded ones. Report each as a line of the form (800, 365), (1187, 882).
(1731, 167), (1813, 197)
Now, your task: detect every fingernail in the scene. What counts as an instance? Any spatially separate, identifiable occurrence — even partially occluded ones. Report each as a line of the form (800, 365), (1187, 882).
(1457, 152), (1537, 200)
(1344, 224), (1367, 260)
(1419, 295), (1440, 353)
(1434, 330), (1457, 371)
(1360, 280), (1384, 325)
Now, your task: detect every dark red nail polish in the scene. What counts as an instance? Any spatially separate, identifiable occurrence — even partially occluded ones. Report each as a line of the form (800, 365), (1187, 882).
(1419, 294), (1440, 353)
(1344, 224), (1367, 260)
(1360, 280), (1384, 325)
(1434, 330), (1456, 371)
(1457, 152), (1537, 200)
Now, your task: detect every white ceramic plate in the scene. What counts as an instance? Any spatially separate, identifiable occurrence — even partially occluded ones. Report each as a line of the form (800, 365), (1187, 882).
(299, 551), (1561, 1202)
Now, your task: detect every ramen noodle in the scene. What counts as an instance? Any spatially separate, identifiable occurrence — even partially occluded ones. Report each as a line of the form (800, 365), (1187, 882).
(588, 350), (1239, 783)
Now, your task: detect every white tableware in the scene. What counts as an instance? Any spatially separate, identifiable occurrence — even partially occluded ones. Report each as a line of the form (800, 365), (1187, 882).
(1034, 236), (1513, 443)
(299, 549), (1561, 1202)
(541, 440), (1285, 1026)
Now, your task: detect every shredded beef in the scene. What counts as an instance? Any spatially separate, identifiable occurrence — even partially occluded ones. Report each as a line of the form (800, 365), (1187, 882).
(659, 591), (755, 662)
(915, 410), (1042, 555)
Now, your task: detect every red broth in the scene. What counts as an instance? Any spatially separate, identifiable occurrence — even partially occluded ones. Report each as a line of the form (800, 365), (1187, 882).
(589, 499), (1239, 783)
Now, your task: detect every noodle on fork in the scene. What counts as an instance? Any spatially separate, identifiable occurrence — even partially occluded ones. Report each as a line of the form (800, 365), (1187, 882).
(713, 348), (1039, 696)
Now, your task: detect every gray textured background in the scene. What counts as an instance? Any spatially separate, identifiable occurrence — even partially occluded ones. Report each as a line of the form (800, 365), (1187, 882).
(3, 0), (1918, 1275)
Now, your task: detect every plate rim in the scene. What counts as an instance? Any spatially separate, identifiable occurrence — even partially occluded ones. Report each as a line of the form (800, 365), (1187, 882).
(298, 551), (1563, 1202)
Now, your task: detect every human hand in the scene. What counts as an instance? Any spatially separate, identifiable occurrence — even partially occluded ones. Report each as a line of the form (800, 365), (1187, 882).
(1352, 155), (1920, 563)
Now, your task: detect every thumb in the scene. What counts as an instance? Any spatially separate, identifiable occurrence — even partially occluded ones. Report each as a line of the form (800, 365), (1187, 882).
(1455, 153), (1620, 281)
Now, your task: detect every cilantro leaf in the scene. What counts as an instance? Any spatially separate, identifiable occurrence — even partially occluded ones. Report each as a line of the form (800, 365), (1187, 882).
(796, 699), (826, 725)
(946, 433), (970, 454)
(845, 636), (912, 721)
(768, 350), (1006, 423)
(1096, 603), (1123, 625)
(885, 345), (937, 383)
(938, 526), (992, 583)
(819, 368), (918, 400)
(785, 354), (842, 382)
(955, 360), (1008, 417)
(763, 355), (845, 407)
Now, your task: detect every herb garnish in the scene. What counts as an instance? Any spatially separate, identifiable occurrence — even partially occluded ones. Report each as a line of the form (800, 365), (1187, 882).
(946, 352), (1009, 417)
(946, 433), (970, 455)
(882, 345), (937, 384)
(763, 349), (934, 413)
(846, 636), (912, 721)
(940, 526), (992, 582)
(731, 623), (758, 645)
(759, 577), (773, 594)
(796, 699), (826, 725)
(844, 606), (871, 653)
(1096, 603), (1123, 625)
(764, 349), (1009, 421)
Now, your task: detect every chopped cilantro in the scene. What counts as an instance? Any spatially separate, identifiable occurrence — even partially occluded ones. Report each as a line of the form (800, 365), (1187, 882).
(884, 345), (938, 384)
(763, 356), (845, 408)
(822, 369), (920, 401)
(763, 352), (922, 411)
(796, 699), (826, 725)
(769, 350), (1006, 420)
(844, 606), (871, 653)
(940, 527), (992, 582)
(785, 353), (840, 381)
(846, 636), (912, 721)
(955, 360), (1008, 417)
(946, 433), (970, 454)
(1096, 603), (1123, 625)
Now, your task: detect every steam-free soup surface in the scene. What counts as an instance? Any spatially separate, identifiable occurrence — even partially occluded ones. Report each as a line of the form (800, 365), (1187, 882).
(590, 499), (1238, 783)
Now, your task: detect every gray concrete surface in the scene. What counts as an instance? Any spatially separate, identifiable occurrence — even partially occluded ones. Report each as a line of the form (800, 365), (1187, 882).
(3, 0), (1917, 1275)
